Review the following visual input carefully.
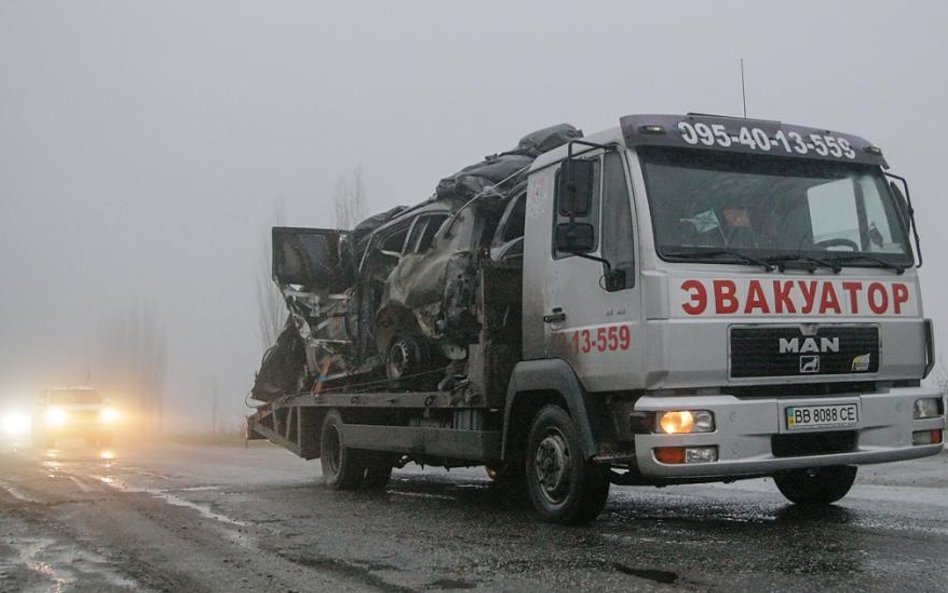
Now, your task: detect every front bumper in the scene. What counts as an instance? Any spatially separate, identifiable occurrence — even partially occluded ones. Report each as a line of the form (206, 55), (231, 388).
(625, 385), (945, 479)
(41, 422), (111, 438)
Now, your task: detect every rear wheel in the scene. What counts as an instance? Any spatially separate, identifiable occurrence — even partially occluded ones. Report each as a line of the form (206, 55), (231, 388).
(319, 411), (365, 490)
(525, 405), (610, 524)
(773, 465), (857, 505)
(360, 452), (395, 490)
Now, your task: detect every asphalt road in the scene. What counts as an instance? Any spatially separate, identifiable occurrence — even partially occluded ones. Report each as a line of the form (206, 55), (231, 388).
(0, 440), (946, 593)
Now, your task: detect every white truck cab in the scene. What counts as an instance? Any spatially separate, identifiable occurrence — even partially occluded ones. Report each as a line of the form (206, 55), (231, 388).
(521, 114), (943, 495)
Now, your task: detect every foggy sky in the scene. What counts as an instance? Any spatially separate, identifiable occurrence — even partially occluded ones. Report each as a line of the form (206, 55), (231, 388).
(2, 1), (947, 430)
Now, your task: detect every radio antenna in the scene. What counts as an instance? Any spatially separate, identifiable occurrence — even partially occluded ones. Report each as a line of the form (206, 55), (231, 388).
(740, 58), (747, 118)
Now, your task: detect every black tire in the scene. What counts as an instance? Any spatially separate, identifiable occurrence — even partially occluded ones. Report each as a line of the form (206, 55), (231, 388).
(525, 405), (610, 524)
(360, 454), (394, 491)
(773, 465), (857, 505)
(319, 410), (365, 490)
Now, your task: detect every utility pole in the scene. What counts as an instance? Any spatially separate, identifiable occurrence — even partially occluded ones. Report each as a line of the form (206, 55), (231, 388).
(211, 383), (219, 435)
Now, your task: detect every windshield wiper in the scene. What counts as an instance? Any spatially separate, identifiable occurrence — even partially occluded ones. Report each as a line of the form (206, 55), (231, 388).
(764, 254), (842, 274)
(663, 249), (774, 272)
(822, 253), (906, 274)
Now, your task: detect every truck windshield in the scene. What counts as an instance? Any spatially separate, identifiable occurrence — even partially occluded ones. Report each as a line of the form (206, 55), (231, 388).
(639, 147), (914, 269)
(49, 390), (101, 404)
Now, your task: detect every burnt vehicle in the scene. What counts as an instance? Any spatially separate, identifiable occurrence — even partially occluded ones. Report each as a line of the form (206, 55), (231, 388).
(251, 124), (580, 402)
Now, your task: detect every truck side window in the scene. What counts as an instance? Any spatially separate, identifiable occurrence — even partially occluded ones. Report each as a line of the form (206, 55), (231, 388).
(553, 158), (601, 259)
(600, 151), (635, 289)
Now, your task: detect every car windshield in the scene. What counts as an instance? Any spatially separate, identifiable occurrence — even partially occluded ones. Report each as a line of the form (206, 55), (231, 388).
(638, 147), (914, 268)
(48, 390), (101, 405)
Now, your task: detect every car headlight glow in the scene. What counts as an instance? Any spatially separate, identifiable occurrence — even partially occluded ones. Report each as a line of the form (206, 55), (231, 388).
(2, 412), (30, 436)
(100, 408), (120, 423)
(46, 408), (68, 427)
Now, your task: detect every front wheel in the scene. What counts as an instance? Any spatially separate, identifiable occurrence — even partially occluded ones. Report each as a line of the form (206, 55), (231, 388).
(773, 465), (857, 505)
(525, 405), (610, 524)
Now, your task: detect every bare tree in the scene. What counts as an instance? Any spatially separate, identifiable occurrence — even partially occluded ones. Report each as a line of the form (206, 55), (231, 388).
(94, 299), (167, 433)
(257, 197), (286, 351)
(333, 164), (368, 230)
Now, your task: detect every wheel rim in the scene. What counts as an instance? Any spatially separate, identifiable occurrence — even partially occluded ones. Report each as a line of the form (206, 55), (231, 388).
(325, 424), (341, 476)
(387, 340), (411, 379)
(534, 429), (571, 505)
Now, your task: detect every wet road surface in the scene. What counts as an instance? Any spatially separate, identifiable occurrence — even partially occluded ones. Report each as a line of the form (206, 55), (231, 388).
(0, 441), (945, 592)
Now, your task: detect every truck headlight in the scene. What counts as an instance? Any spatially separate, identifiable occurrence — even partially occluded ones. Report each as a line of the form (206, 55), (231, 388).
(100, 408), (120, 423)
(2, 412), (30, 436)
(913, 398), (941, 419)
(46, 408), (68, 427)
(656, 410), (715, 434)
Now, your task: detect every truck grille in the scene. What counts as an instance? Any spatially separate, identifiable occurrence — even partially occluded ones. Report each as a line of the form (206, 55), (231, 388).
(731, 325), (879, 379)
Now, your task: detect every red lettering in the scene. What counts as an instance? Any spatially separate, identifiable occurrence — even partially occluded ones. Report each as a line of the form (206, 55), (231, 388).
(892, 283), (909, 314)
(867, 282), (888, 314)
(744, 280), (770, 314)
(818, 283), (842, 314)
(681, 280), (707, 315)
(714, 280), (739, 314)
(773, 281), (796, 314)
(841, 282), (862, 314)
(797, 281), (818, 314)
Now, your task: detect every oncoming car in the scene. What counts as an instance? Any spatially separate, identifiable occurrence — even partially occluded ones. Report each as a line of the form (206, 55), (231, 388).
(1, 405), (32, 448)
(33, 386), (119, 448)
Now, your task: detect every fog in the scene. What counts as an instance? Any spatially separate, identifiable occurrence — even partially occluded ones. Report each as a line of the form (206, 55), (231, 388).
(2, 1), (946, 430)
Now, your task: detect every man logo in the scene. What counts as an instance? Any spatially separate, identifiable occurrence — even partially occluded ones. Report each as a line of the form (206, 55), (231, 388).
(800, 355), (820, 374)
(779, 337), (840, 354)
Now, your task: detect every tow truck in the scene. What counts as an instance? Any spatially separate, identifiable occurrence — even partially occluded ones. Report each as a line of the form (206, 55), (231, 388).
(248, 113), (945, 523)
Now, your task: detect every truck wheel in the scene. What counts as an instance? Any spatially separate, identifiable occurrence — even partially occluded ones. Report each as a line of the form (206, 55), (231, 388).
(319, 411), (364, 490)
(359, 452), (394, 491)
(773, 465), (857, 505)
(525, 405), (610, 524)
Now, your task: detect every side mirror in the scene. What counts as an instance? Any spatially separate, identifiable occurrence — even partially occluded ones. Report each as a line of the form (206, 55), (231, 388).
(555, 222), (595, 254)
(557, 160), (595, 217)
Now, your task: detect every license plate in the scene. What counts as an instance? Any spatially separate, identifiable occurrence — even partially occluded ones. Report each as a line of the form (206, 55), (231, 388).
(785, 403), (858, 430)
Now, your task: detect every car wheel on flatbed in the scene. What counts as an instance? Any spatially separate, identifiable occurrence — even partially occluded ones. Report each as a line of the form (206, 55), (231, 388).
(525, 404), (610, 524)
(773, 465), (857, 505)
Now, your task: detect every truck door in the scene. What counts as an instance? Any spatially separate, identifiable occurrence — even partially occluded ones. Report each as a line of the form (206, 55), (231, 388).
(535, 150), (644, 391)
(271, 227), (351, 292)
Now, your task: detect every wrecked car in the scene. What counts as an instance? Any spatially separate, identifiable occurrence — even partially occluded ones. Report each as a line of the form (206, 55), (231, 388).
(251, 124), (581, 401)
